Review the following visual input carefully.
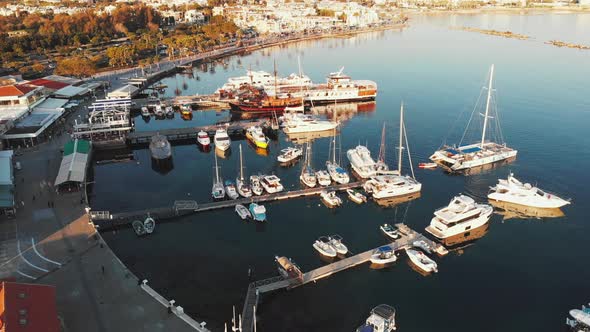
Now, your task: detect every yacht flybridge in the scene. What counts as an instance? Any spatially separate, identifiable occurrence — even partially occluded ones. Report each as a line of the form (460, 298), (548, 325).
(347, 124), (389, 179)
(430, 65), (517, 172)
(488, 173), (570, 209)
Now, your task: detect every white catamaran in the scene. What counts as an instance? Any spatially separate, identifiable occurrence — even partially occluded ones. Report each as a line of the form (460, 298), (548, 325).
(429, 64), (517, 171)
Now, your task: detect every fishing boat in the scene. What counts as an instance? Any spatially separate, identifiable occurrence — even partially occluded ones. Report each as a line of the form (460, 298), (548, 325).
(149, 134), (172, 160)
(370, 246), (397, 265)
(236, 145), (252, 198)
(197, 130), (210, 147)
(235, 204), (251, 220)
(277, 146), (303, 163)
(245, 126), (269, 149)
(328, 235), (348, 255)
(132, 220), (146, 236)
(320, 190), (342, 208)
(144, 215), (155, 234)
(249, 203), (267, 221)
(275, 256), (303, 283)
(260, 175), (284, 193)
(346, 189), (367, 204)
(380, 224), (399, 240)
(418, 162), (437, 169)
(315, 170), (331, 186)
(299, 143), (317, 188)
(488, 173), (570, 209)
(363, 103), (422, 199)
(313, 236), (338, 258)
(405, 248), (438, 273)
(224, 180), (239, 200)
(356, 304), (397, 332)
(425, 195), (493, 246)
(250, 175), (264, 195)
(211, 152), (225, 200)
(154, 104), (165, 117)
(165, 106), (174, 116)
(214, 128), (231, 151)
(326, 128), (349, 184)
(141, 106), (150, 117)
(429, 65), (517, 172)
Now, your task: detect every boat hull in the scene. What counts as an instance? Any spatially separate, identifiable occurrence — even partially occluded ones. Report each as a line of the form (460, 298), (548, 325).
(426, 218), (491, 247)
(487, 193), (569, 209)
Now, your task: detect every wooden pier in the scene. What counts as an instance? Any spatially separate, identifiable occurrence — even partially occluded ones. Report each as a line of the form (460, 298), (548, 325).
(91, 181), (365, 230)
(126, 120), (270, 145)
(240, 224), (447, 332)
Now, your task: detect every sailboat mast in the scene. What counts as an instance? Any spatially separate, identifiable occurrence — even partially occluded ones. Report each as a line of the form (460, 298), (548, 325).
(398, 102), (404, 173)
(239, 144), (244, 181)
(378, 123), (386, 163)
(214, 152), (220, 182)
(332, 127), (337, 164)
(481, 64), (494, 148)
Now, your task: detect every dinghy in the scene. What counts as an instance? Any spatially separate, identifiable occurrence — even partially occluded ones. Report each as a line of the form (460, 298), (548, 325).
(418, 162), (437, 169)
(405, 248), (438, 273)
(144, 215), (155, 234)
(132, 220), (146, 236)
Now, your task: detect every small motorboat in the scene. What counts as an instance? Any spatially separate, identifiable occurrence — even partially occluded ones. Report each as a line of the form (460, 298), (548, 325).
(328, 235), (348, 256)
(320, 190), (342, 208)
(346, 189), (367, 204)
(405, 248), (438, 273)
(370, 246), (397, 265)
(181, 104), (192, 115)
(418, 162), (437, 169)
(277, 146), (303, 163)
(275, 256), (303, 283)
(197, 131), (210, 147)
(356, 304), (397, 332)
(300, 167), (317, 188)
(225, 180), (239, 200)
(144, 215), (155, 234)
(412, 240), (432, 254)
(154, 105), (165, 117)
(380, 224), (399, 240)
(132, 220), (146, 236)
(246, 126), (269, 149)
(260, 175), (284, 193)
(235, 204), (251, 220)
(165, 106), (174, 116)
(249, 203), (266, 221)
(250, 175), (264, 196)
(313, 236), (338, 258)
(316, 170), (331, 186)
(141, 106), (150, 117)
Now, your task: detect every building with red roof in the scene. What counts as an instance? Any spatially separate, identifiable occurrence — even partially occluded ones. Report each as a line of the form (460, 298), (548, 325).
(27, 79), (70, 92)
(0, 281), (60, 332)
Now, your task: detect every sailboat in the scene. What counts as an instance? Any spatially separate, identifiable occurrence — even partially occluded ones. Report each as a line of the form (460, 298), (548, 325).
(429, 65), (517, 171)
(326, 126), (350, 184)
(236, 144), (252, 198)
(363, 103), (422, 199)
(211, 152), (225, 200)
(300, 143), (317, 188)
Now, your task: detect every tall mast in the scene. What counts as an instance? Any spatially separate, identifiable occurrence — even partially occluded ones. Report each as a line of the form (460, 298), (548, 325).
(214, 152), (220, 182)
(332, 127), (337, 164)
(481, 64), (494, 148)
(398, 102), (404, 173)
(378, 123), (386, 163)
(239, 144), (244, 181)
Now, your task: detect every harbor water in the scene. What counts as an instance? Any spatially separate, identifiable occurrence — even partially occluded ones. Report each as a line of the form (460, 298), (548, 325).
(96, 13), (590, 331)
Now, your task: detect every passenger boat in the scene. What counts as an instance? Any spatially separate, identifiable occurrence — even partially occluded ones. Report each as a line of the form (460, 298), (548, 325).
(144, 215), (155, 234)
(418, 162), (437, 169)
(302, 68), (378, 104)
(405, 248), (438, 273)
(197, 131), (210, 147)
(356, 304), (396, 332)
(425, 195), (493, 246)
(235, 204), (252, 220)
(328, 235), (348, 255)
(141, 106), (150, 117)
(245, 126), (269, 149)
(249, 203), (267, 221)
(313, 236), (338, 258)
(224, 180), (239, 200)
(236, 145), (252, 198)
(300, 144), (317, 188)
(429, 65), (517, 172)
(369, 246), (397, 265)
(320, 190), (342, 208)
(346, 189), (367, 204)
(211, 153), (225, 200)
(132, 220), (146, 236)
(149, 134), (172, 160)
(250, 175), (264, 195)
(326, 127), (349, 184)
(277, 146), (303, 163)
(488, 173), (570, 209)
(315, 170), (331, 186)
(260, 175), (284, 193)
(275, 256), (303, 283)
(214, 128), (231, 151)
(380, 224), (399, 240)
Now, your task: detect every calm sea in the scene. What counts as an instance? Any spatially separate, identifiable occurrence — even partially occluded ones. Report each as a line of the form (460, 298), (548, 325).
(96, 13), (590, 331)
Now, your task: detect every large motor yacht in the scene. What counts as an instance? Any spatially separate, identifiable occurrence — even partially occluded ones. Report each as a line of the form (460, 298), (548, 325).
(488, 173), (570, 209)
(425, 195), (493, 246)
(346, 145), (388, 179)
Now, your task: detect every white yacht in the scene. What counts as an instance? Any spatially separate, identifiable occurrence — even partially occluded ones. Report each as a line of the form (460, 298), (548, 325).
(300, 143), (317, 188)
(154, 104), (165, 117)
(328, 235), (348, 256)
(425, 195), (493, 246)
(214, 128), (231, 151)
(429, 65), (517, 172)
(320, 190), (342, 208)
(282, 112), (338, 134)
(380, 224), (399, 240)
(236, 145), (252, 198)
(356, 304), (397, 332)
(224, 180), (239, 200)
(260, 175), (284, 193)
(488, 173), (570, 209)
(235, 204), (251, 220)
(250, 175), (264, 195)
(326, 128), (350, 184)
(405, 248), (438, 273)
(369, 246), (397, 265)
(347, 145), (388, 179)
(277, 146), (303, 163)
(211, 153), (225, 200)
(197, 130), (210, 147)
(165, 106), (174, 116)
(566, 304), (590, 330)
(315, 169), (331, 186)
(363, 103), (422, 199)
(313, 236), (338, 258)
